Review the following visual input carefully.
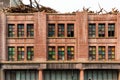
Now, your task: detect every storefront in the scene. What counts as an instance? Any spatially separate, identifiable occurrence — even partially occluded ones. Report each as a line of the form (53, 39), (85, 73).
(84, 69), (118, 80)
(5, 70), (38, 80)
(43, 69), (79, 80)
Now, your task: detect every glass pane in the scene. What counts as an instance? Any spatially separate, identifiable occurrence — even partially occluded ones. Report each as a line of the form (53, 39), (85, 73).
(98, 71), (103, 80)
(113, 71), (117, 80)
(51, 71), (56, 80)
(21, 71), (25, 80)
(31, 71), (35, 80)
(108, 71), (112, 80)
(103, 71), (107, 80)
(16, 71), (20, 80)
(62, 71), (66, 80)
(26, 71), (30, 80)
(44, 71), (49, 80)
(88, 71), (92, 80)
(67, 71), (72, 80)
(84, 71), (88, 80)
(6, 71), (11, 80)
(93, 71), (97, 80)
(56, 71), (61, 80)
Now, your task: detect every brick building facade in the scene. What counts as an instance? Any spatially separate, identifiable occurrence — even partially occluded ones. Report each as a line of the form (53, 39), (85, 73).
(0, 12), (120, 80)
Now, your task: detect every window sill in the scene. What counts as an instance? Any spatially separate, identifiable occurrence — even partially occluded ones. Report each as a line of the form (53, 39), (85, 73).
(7, 37), (34, 39)
(88, 37), (117, 39)
(47, 37), (76, 39)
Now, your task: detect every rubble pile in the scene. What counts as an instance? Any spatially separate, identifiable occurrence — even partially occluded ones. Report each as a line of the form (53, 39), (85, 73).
(2, 4), (57, 13)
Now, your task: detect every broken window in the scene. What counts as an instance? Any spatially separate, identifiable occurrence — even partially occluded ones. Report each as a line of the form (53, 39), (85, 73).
(27, 24), (34, 37)
(8, 47), (15, 61)
(98, 46), (105, 60)
(67, 24), (74, 37)
(89, 46), (96, 60)
(8, 24), (15, 37)
(17, 47), (24, 61)
(48, 24), (55, 37)
(17, 24), (24, 37)
(67, 46), (74, 60)
(58, 46), (65, 60)
(48, 46), (56, 60)
(58, 24), (65, 37)
(108, 46), (115, 60)
(88, 23), (96, 38)
(98, 24), (105, 37)
(27, 46), (34, 60)
(108, 23), (115, 37)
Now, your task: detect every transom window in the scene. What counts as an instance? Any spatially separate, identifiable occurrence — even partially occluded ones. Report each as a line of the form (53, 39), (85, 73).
(8, 47), (15, 61)
(8, 24), (15, 37)
(67, 24), (74, 37)
(27, 24), (34, 37)
(89, 46), (96, 60)
(17, 47), (24, 61)
(17, 24), (24, 37)
(108, 46), (115, 60)
(58, 24), (65, 37)
(108, 23), (115, 37)
(88, 24), (96, 37)
(48, 46), (56, 60)
(98, 24), (105, 37)
(98, 46), (105, 60)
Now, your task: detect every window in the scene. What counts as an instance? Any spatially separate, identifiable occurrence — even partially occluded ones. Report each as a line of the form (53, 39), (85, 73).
(27, 24), (34, 37)
(67, 46), (74, 60)
(98, 24), (105, 37)
(17, 24), (24, 37)
(5, 70), (38, 80)
(88, 24), (96, 37)
(17, 47), (24, 61)
(48, 24), (55, 37)
(89, 46), (96, 60)
(48, 46), (56, 60)
(8, 47), (15, 61)
(58, 24), (65, 37)
(108, 46), (115, 60)
(108, 23), (115, 37)
(67, 24), (74, 37)
(8, 24), (15, 37)
(27, 47), (34, 60)
(58, 46), (65, 60)
(98, 46), (105, 60)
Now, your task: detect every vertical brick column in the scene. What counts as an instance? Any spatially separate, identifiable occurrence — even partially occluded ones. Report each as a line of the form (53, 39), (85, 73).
(80, 69), (84, 80)
(119, 70), (120, 80)
(0, 69), (4, 80)
(1, 12), (7, 61)
(39, 69), (43, 80)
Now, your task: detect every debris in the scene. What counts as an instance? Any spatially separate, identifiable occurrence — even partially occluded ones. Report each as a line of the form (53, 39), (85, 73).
(2, 0), (57, 13)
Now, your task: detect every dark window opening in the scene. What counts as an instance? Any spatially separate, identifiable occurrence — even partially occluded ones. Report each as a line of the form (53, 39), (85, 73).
(98, 24), (105, 37)
(67, 24), (74, 37)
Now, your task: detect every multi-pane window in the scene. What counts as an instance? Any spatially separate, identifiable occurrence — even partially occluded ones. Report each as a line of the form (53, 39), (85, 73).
(8, 24), (15, 37)
(27, 24), (34, 37)
(27, 47), (34, 60)
(58, 24), (65, 37)
(88, 24), (96, 37)
(48, 46), (55, 60)
(89, 46), (96, 60)
(8, 47), (15, 61)
(17, 24), (24, 37)
(17, 47), (24, 61)
(108, 46), (115, 60)
(67, 46), (74, 60)
(58, 46), (65, 60)
(98, 46), (105, 60)
(67, 24), (74, 37)
(98, 24), (105, 37)
(48, 24), (55, 37)
(108, 23), (115, 37)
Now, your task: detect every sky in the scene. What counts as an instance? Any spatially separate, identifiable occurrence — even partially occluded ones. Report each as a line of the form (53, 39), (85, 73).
(22, 0), (120, 13)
